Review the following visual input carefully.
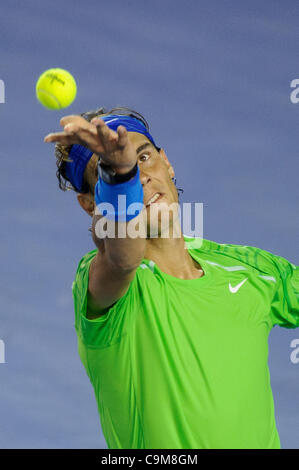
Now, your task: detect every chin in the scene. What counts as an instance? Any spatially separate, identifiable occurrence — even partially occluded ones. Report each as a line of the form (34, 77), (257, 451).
(146, 203), (180, 239)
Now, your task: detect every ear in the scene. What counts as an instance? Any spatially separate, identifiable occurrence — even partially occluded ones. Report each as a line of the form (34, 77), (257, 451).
(77, 193), (95, 217)
(159, 148), (175, 179)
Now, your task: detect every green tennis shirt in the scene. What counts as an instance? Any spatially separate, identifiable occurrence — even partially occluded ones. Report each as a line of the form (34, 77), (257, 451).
(72, 237), (299, 449)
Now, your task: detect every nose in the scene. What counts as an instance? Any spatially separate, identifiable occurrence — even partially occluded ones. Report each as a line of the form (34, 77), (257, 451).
(139, 168), (151, 186)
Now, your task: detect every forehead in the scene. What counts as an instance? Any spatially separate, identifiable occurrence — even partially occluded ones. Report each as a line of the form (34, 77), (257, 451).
(128, 131), (153, 149)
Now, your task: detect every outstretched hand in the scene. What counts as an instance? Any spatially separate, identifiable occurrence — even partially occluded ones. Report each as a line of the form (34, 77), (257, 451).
(44, 115), (137, 171)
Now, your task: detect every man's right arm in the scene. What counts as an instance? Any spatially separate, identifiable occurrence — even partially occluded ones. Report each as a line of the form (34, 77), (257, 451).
(45, 114), (146, 319)
(87, 211), (146, 318)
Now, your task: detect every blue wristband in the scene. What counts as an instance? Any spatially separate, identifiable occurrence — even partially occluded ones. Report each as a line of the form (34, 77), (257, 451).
(95, 166), (144, 222)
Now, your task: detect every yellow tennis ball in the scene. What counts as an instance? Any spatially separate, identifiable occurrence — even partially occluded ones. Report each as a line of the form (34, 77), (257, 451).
(36, 68), (77, 110)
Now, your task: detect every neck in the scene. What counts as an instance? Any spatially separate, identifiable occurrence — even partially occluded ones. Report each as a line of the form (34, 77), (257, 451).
(144, 222), (204, 280)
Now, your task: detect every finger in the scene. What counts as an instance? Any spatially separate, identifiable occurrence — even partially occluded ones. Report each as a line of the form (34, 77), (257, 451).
(116, 125), (128, 148)
(63, 122), (98, 136)
(92, 118), (118, 145)
(60, 115), (87, 127)
(44, 128), (107, 155)
(90, 117), (105, 126)
(44, 125), (88, 143)
(44, 132), (83, 145)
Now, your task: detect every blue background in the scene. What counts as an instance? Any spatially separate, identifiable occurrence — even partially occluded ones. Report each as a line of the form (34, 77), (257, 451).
(0, 0), (298, 448)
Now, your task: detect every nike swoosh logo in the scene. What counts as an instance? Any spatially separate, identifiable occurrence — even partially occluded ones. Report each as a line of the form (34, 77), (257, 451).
(229, 278), (248, 293)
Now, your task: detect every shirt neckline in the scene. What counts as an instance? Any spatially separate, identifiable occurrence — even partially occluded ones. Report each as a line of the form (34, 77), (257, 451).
(141, 249), (212, 286)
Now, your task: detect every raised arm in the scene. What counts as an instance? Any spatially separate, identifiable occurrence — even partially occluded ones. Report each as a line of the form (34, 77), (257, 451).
(45, 115), (146, 317)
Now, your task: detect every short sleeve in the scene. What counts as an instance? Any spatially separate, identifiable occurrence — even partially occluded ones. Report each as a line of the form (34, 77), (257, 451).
(205, 238), (299, 329)
(267, 252), (299, 329)
(72, 250), (140, 348)
(72, 249), (98, 331)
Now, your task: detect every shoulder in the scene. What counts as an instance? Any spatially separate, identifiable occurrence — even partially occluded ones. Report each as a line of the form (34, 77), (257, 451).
(72, 249), (98, 303)
(183, 235), (295, 278)
(75, 249), (98, 276)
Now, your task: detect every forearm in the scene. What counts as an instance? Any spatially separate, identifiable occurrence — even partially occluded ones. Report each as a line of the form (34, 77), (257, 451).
(92, 211), (146, 272)
(93, 155), (146, 271)
(87, 212), (145, 312)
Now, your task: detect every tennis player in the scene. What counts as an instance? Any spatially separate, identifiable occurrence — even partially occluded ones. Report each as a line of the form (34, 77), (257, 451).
(45, 107), (299, 449)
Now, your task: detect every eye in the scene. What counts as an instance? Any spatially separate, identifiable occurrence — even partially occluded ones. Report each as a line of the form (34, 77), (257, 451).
(139, 153), (150, 162)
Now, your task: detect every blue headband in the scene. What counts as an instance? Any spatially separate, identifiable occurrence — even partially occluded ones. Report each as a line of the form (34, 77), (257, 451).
(100, 115), (156, 147)
(64, 115), (156, 193)
(65, 144), (93, 193)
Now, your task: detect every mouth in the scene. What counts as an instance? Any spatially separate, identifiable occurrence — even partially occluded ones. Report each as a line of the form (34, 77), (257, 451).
(145, 192), (163, 207)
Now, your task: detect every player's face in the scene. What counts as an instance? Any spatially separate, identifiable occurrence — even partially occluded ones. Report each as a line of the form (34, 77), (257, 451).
(81, 132), (179, 237)
(129, 132), (178, 237)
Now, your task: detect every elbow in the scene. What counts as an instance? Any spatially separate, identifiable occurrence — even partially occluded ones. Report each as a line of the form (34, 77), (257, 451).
(107, 250), (143, 274)
(109, 256), (142, 274)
